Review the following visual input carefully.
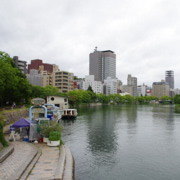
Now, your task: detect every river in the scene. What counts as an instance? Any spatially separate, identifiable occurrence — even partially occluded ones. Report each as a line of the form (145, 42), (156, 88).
(61, 105), (180, 180)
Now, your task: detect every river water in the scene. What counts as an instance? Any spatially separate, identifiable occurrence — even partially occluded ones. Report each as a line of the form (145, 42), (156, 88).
(61, 105), (180, 180)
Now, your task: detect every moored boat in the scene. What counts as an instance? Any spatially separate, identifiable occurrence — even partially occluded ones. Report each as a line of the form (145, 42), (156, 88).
(61, 109), (78, 120)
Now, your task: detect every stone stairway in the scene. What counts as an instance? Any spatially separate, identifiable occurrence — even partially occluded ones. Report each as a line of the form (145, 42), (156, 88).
(0, 142), (74, 180)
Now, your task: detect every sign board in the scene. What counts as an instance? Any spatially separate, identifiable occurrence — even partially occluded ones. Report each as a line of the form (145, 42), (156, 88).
(31, 98), (45, 105)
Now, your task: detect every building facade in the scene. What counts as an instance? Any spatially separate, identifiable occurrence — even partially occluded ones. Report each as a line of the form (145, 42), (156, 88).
(103, 77), (117, 95)
(52, 71), (74, 93)
(28, 59), (53, 74)
(165, 70), (174, 89)
(47, 96), (69, 109)
(123, 74), (137, 97)
(83, 75), (103, 94)
(152, 80), (170, 98)
(26, 69), (43, 86)
(137, 84), (146, 96)
(89, 48), (116, 81)
(13, 56), (27, 74)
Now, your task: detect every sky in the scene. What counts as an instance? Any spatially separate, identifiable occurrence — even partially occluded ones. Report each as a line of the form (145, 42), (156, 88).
(0, 0), (180, 87)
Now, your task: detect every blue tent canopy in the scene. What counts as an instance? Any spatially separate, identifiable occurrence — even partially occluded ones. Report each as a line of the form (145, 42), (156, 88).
(12, 118), (31, 128)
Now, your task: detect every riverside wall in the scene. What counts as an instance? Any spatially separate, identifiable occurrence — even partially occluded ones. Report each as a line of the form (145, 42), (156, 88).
(2, 108), (29, 133)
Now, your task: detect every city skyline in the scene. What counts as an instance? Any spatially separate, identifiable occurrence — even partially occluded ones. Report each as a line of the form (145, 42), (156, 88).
(1, 0), (180, 87)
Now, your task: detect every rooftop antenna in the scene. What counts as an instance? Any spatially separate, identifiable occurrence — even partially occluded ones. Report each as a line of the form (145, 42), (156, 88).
(94, 46), (98, 52)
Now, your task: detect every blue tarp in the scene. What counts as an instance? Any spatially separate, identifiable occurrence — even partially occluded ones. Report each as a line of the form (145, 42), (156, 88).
(12, 118), (31, 128)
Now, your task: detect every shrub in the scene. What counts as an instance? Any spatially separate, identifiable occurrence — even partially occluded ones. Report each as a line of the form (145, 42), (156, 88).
(0, 120), (8, 147)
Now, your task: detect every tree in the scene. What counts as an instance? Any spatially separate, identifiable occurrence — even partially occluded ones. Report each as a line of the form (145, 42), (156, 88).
(87, 85), (93, 92)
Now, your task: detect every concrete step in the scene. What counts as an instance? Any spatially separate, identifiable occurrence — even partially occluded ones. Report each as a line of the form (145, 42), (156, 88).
(19, 148), (41, 180)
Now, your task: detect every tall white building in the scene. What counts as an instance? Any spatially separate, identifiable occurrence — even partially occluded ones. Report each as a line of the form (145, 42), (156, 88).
(89, 48), (116, 81)
(104, 77), (117, 95)
(83, 75), (103, 94)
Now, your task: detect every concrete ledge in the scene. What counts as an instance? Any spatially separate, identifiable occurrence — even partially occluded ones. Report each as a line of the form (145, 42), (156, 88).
(0, 144), (14, 163)
(63, 146), (74, 180)
(54, 145), (66, 180)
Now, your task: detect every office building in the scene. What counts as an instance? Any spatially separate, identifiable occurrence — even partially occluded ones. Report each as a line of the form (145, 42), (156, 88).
(89, 48), (116, 81)
(165, 70), (174, 89)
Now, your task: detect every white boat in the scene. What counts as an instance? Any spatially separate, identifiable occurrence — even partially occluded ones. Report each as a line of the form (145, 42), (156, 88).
(61, 109), (78, 120)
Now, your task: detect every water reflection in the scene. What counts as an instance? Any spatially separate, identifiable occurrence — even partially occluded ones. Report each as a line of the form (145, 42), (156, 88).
(87, 106), (118, 154)
(152, 105), (175, 133)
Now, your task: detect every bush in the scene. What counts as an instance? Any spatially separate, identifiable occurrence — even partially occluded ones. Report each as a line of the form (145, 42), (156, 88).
(48, 131), (61, 141)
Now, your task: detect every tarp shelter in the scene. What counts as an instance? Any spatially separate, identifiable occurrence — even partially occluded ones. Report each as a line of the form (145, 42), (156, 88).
(12, 118), (31, 128)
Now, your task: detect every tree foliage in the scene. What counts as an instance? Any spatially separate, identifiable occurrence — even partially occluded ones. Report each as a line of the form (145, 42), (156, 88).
(0, 51), (32, 106)
(174, 95), (180, 104)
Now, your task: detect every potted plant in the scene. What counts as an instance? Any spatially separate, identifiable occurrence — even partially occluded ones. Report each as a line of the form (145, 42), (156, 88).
(47, 131), (61, 147)
(40, 122), (63, 144)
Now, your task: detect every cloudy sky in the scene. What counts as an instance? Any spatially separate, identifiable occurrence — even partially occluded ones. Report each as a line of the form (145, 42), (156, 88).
(1, 0), (180, 87)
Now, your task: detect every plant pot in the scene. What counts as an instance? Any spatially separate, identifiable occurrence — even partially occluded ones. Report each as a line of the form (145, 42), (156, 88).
(38, 137), (43, 143)
(47, 140), (60, 147)
(43, 137), (49, 143)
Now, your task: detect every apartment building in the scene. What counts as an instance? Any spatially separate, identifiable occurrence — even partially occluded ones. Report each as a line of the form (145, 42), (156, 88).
(13, 56), (27, 74)
(52, 71), (74, 93)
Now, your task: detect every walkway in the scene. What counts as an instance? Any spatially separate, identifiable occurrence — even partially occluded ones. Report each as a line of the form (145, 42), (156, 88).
(27, 144), (59, 180)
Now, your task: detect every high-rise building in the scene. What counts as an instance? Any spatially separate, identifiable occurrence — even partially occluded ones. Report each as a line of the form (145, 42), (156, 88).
(89, 48), (116, 81)
(165, 70), (174, 89)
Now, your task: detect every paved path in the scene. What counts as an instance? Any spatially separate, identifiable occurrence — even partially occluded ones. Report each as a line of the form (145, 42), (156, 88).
(27, 144), (59, 180)
(0, 141), (37, 180)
